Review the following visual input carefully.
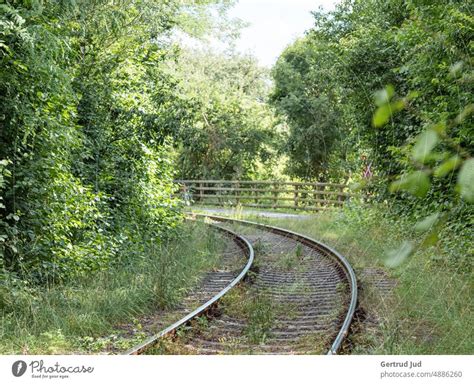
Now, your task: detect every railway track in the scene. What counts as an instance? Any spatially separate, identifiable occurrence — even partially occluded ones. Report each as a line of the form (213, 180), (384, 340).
(125, 214), (357, 355)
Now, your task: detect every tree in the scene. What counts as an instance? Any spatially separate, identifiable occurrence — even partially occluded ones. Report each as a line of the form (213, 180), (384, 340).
(0, 0), (234, 280)
(271, 0), (473, 193)
(169, 49), (282, 180)
(271, 38), (342, 180)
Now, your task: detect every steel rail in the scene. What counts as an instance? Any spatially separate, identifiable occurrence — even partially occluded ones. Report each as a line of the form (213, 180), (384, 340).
(124, 221), (254, 355)
(192, 213), (358, 355)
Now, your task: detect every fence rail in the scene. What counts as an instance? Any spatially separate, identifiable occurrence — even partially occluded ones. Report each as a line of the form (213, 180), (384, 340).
(175, 180), (353, 211)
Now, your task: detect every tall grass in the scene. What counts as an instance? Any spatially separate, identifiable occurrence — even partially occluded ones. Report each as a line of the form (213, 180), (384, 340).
(0, 221), (226, 354)
(238, 206), (473, 354)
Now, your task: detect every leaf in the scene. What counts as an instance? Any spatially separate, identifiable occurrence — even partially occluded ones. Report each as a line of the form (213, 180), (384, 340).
(349, 180), (367, 191)
(385, 241), (414, 268)
(406, 91), (420, 101)
(6, 213), (20, 221)
(0, 42), (12, 55)
(374, 85), (394, 106)
(372, 104), (391, 127)
(449, 61), (463, 76)
(412, 129), (439, 163)
(434, 155), (462, 178)
(457, 158), (474, 203)
(423, 151), (450, 163)
(390, 99), (405, 113)
(13, 60), (28, 72)
(373, 99), (405, 128)
(390, 171), (431, 198)
(421, 231), (439, 247)
(414, 213), (440, 232)
(454, 104), (474, 124)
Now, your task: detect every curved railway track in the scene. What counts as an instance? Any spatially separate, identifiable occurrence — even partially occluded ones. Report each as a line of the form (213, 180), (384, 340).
(126, 214), (357, 355)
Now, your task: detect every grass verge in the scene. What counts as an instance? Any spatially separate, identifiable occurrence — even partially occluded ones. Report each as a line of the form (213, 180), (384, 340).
(0, 221), (226, 354)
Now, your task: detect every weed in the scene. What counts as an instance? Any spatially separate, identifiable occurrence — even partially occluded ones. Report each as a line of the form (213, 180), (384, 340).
(276, 244), (305, 270)
(219, 286), (274, 345)
(245, 293), (274, 344)
(194, 315), (209, 332)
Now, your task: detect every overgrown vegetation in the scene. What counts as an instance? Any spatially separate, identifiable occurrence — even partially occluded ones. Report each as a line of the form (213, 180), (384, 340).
(169, 49), (282, 180)
(245, 206), (472, 354)
(220, 286), (274, 345)
(270, 0), (472, 281)
(1, 0), (187, 282)
(0, 0), (282, 283)
(272, 0), (472, 187)
(0, 221), (226, 354)
(1, 0), (472, 355)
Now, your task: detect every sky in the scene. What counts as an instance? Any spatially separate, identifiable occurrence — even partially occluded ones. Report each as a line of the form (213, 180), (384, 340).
(228, 0), (339, 67)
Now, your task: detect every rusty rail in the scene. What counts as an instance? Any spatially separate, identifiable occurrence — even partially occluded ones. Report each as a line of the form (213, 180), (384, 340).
(195, 214), (358, 355)
(126, 214), (357, 355)
(125, 220), (254, 355)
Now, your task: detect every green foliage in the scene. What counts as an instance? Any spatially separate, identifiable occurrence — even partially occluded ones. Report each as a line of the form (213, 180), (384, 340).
(270, 38), (342, 180)
(384, 241), (414, 268)
(0, 0), (234, 281)
(370, 78), (473, 264)
(433, 155), (462, 178)
(413, 213), (441, 232)
(271, 0), (473, 189)
(411, 130), (439, 163)
(375, 91), (472, 265)
(1, 1), (107, 279)
(372, 87), (419, 129)
(389, 171), (430, 198)
(270, 0), (473, 270)
(169, 49), (282, 180)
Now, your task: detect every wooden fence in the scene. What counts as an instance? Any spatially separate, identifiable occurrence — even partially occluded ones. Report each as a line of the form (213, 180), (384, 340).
(174, 180), (353, 211)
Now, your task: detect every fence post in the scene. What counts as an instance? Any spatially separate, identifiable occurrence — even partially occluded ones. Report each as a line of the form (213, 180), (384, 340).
(199, 182), (204, 202)
(294, 184), (299, 209)
(216, 182), (221, 205)
(313, 183), (319, 208)
(235, 181), (240, 206)
(272, 182), (278, 209)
